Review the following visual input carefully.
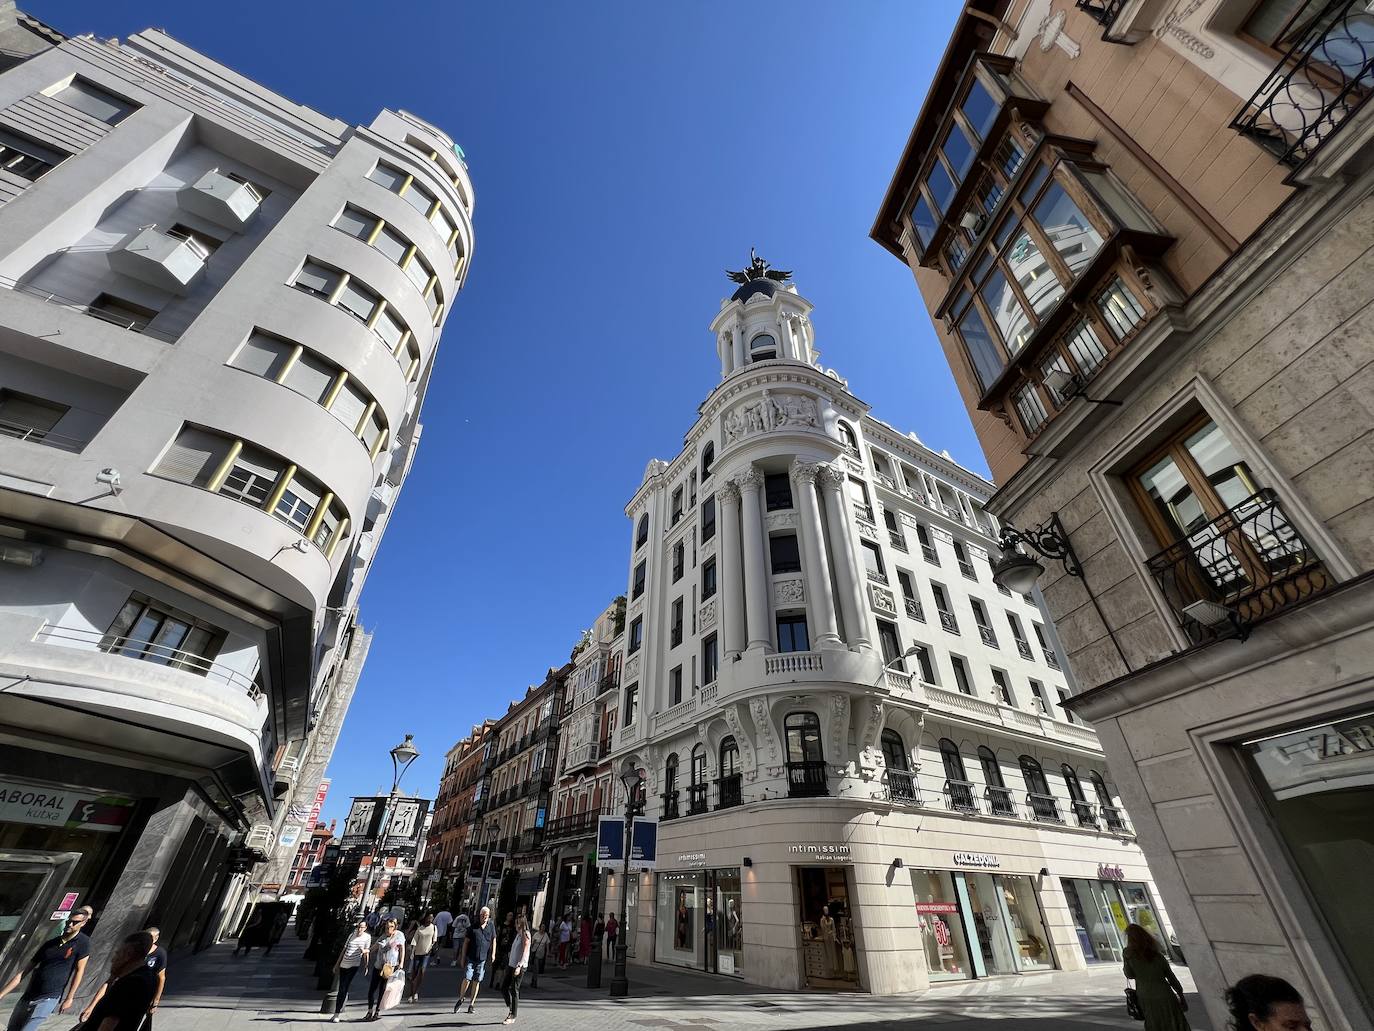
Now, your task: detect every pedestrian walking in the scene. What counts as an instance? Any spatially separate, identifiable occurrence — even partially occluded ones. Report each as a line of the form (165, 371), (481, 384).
(233, 908), (265, 957)
(453, 906), (496, 1015)
(328, 919), (372, 1023)
(492, 913), (515, 990)
(604, 913), (618, 955)
(1225, 975), (1312, 1031)
(577, 914), (591, 965)
(1123, 923), (1190, 1030)
(556, 916), (571, 969)
(363, 918), (405, 1021)
(405, 914), (438, 1002)
(450, 910), (471, 967)
(433, 908), (453, 952)
(80, 925), (165, 1028)
(528, 924), (548, 990)
(593, 913), (605, 950)
(499, 913), (530, 1026)
(78, 933), (157, 1031)
(0, 909), (91, 1031)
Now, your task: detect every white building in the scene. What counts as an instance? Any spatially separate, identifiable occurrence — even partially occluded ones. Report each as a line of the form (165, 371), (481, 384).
(604, 258), (1172, 994)
(0, 15), (472, 979)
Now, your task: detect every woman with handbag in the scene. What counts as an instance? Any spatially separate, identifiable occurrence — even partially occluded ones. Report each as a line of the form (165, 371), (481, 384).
(1123, 923), (1190, 1030)
(329, 919), (371, 1023)
(363, 918), (406, 1022)
(499, 913), (531, 1026)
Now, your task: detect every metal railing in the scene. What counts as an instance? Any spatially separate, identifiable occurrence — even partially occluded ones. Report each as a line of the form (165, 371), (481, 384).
(0, 275), (177, 341)
(921, 544), (940, 565)
(904, 597), (925, 622)
(1075, 0), (1127, 28)
(687, 783), (708, 816)
(1102, 805), (1129, 834)
(945, 779), (978, 813)
(958, 559), (977, 580)
(886, 768), (920, 804)
(938, 610), (959, 635)
(34, 621), (258, 695)
(1027, 792), (1063, 823)
(889, 531), (908, 552)
(1043, 648), (1061, 670)
(0, 418), (88, 453)
(1071, 799), (1099, 828)
(866, 567), (888, 585)
(717, 774), (742, 810)
(1145, 488), (1332, 644)
(977, 625), (998, 648)
(661, 790), (680, 821)
(985, 785), (1017, 818)
(786, 760), (828, 798)
(1015, 639), (1034, 660)
(1231, 0), (1374, 173)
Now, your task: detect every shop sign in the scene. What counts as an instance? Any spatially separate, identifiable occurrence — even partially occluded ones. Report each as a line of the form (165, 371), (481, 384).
(953, 852), (999, 868)
(278, 825), (302, 850)
(308, 779), (330, 826)
(676, 852), (707, 868)
(0, 780), (134, 833)
(788, 843), (851, 862)
(1098, 864), (1126, 881)
(915, 901), (960, 914)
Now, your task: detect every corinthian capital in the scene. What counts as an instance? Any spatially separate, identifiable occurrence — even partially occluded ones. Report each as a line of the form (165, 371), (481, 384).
(717, 478), (742, 505)
(738, 465), (766, 491)
(790, 460), (823, 486)
(817, 463), (848, 492)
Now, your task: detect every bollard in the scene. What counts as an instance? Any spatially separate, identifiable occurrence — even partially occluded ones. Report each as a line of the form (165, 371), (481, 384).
(586, 940), (602, 989)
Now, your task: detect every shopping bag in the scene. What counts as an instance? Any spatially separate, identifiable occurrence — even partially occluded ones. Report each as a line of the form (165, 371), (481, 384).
(381, 971), (406, 1011)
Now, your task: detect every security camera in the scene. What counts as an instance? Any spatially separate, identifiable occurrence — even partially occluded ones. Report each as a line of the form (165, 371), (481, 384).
(95, 468), (122, 494)
(291, 539), (310, 553)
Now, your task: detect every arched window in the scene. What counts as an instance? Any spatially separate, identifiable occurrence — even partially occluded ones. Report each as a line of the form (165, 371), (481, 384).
(749, 333), (776, 361)
(939, 738), (968, 782)
(977, 745), (1004, 788)
(701, 441), (715, 478)
(837, 421), (858, 453)
(719, 736), (740, 778)
(1019, 755), (1049, 794)
(635, 513), (649, 549)
(691, 744), (706, 785)
(1089, 771), (1113, 808)
(784, 712), (823, 763)
(1061, 764), (1086, 803)
(881, 729), (908, 771)
(664, 753), (678, 794)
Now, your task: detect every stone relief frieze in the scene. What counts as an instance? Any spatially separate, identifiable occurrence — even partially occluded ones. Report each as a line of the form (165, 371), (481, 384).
(774, 578), (805, 606)
(749, 696), (779, 763)
(766, 510), (799, 532)
(699, 598), (717, 632)
(857, 521), (879, 543)
(722, 391), (819, 443)
(931, 525), (955, 544)
(623, 654), (640, 682)
(868, 583), (896, 616)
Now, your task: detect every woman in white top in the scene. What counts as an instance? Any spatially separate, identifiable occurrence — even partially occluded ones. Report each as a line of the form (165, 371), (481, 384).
(331, 920), (371, 1022)
(557, 917), (572, 968)
(364, 918), (406, 1021)
(500, 914), (531, 1026)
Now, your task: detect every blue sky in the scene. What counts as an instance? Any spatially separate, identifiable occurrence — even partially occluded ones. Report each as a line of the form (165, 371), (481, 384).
(32, 1), (976, 825)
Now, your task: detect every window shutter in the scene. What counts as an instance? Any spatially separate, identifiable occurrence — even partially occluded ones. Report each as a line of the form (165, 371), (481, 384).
(294, 262), (336, 295)
(154, 428), (233, 486)
(374, 308), (403, 350)
(330, 381), (368, 433)
(285, 353), (336, 403)
(0, 392), (67, 433)
(333, 206), (374, 240)
(367, 162), (406, 193)
(374, 225), (409, 264)
(229, 333), (290, 378)
(232, 444), (284, 481)
(338, 279), (376, 320)
(53, 80), (134, 124)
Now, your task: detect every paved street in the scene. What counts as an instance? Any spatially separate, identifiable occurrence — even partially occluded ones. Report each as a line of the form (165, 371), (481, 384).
(150, 941), (1212, 1031)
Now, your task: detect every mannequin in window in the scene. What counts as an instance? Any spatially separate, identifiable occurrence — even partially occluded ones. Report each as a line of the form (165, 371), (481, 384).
(819, 906), (838, 977)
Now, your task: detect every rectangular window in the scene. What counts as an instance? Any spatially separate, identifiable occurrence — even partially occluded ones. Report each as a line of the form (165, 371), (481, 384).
(229, 332), (292, 379)
(331, 380), (369, 433)
(293, 261), (339, 298)
(876, 620), (903, 669)
(1096, 278), (1146, 338)
(274, 471), (322, 531)
(777, 614), (810, 653)
(1014, 383), (1048, 434)
(951, 655), (974, 695)
(333, 205), (376, 241)
(701, 558), (717, 599)
(669, 666), (683, 706)
(376, 224), (412, 265)
(1058, 689), (1078, 724)
(770, 533), (802, 574)
(911, 196), (937, 248)
(701, 496), (716, 541)
(153, 427), (234, 487)
(672, 543), (684, 582)
(991, 668), (1013, 706)
(374, 306), (405, 352)
(913, 643), (937, 684)
(404, 177), (437, 216)
(50, 78), (137, 124)
(0, 127), (65, 181)
(623, 682), (639, 725)
(0, 390), (67, 440)
(101, 593), (223, 673)
(764, 473), (794, 511)
(88, 293), (157, 332)
(1028, 678), (1048, 715)
(671, 598), (683, 648)
(896, 569), (917, 601)
(671, 486), (684, 525)
(957, 304), (1005, 392)
(220, 445), (285, 507)
(1065, 319), (1109, 377)
(337, 278), (378, 322)
(402, 248), (432, 290)
(283, 351), (335, 404)
(862, 540), (886, 581)
(367, 161), (408, 193)
(632, 560), (646, 600)
(628, 616), (643, 653)
(701, 634), (719, 684)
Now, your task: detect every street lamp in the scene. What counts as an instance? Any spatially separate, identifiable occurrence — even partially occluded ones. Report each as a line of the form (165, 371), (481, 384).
(608, 759), (642, 998)
(873, 645), (922, 688)
(361, 734), (421, 909)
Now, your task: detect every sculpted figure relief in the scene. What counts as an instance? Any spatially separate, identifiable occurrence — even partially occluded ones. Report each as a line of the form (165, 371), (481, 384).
(722, 392), (820, 443)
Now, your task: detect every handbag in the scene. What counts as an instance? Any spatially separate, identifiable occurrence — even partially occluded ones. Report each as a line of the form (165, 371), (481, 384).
(1124, 985), (1144, 1021)
(380, 962), (394, 980)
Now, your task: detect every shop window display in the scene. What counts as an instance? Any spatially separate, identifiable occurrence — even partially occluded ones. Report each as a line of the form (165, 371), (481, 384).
(996, 875), (1052, 970)
(796, 867), (858, 988)
(911, 869), (972, 981)
(963, 872), (1019, 975)
(1061, 878), (1125, 963)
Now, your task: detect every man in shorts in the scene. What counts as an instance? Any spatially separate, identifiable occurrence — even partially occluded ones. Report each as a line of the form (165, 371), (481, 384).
(452, 907), (495, 1015)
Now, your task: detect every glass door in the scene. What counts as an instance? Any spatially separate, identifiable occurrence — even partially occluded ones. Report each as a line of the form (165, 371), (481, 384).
(713, 869), (743, 976)
(962, 872), (1017, 975)
(0, 852), (80, 988)
(796, 867), (859, 989)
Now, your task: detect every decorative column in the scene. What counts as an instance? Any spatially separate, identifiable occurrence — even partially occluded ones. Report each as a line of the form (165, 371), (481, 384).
(790, 460), (841, 649)
(718, 478), (746, 661)
(818, 463), (871, 651)
(777, 316), (796, 360)
(738, 465), (771, 652)
(731, 320), (746, 371)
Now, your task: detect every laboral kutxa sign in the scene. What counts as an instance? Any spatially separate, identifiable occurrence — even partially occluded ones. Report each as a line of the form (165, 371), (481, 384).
(0, 779), (135, 833)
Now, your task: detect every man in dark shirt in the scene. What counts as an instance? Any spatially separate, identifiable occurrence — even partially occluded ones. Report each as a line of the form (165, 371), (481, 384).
(141, 928), (166, 1016)
(453, 906), (496, 1015)
(0, 911), (91, 1031)
(84, 933), (157, 1031)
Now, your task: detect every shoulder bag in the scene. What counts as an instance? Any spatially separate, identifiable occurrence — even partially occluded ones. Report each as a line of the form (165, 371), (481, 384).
(1124, 984), (1144, 1021)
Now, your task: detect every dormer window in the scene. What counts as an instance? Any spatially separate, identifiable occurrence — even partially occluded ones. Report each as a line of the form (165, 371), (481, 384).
(749, 334), (777, 361)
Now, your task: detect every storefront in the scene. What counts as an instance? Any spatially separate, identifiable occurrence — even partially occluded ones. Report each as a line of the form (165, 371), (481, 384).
(653, 864), (743, 976)
(909, 855), (1052, 981)
(795, 864), (857, 988)
(1060, 871), (1168, 965)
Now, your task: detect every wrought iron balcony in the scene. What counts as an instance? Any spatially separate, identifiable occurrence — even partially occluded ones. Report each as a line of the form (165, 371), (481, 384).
(716, 774), (742, 810)
(938, 610), (959, 635)
(904, 597), (925, 622)
(958, 558), (977, 581)
(1043, 648), (1061, 670)
(787, 760), (828, 798)
(889, 531), (908, 552)
(1145, 488), (1332, 645)
(977, 625), (998, 648)
(1102, 805), (1129, 834)
(945, 779), (979, 814)
(1027, 792), (1063, 824)
(886, 768), (920, 804)
(1071, 799), (1099, 829)
(866, 568), (889, 585)
(1015, 639), (1034, 660)
(1075, 0), (1126, 28)
(687, 783), (709, 816)
(1231, 0), (1374, 173)
(921, 544), (940, 565)
(985, 785), (1017, 818)
(661, 790), (680, 821)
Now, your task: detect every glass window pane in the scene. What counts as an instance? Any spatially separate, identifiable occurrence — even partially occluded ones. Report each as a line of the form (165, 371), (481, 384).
(1182, 421), (1257, 511)
(403, 253), (431, 291)
(942, 123), (977, 181)
(53, 79), (135, 124)
(230, 333), (290, 378)
(1097, 279), (1146, 338)
(1014, 383), (1048, 434)
(1138, 453), (1207, 536)
(962, 79), (998, 140)
(284, 352), (335, 403)
(1006, 228), (1062, 316)
(333, 206), (374, 240)
(910, 196), (937, 247)
(1032, 183), (1104, 277)
(1021, 161), (1050, 201)
(373, 225), (409, 264)
(1064, 320), (1109, 377)
(979, 268), (1032, 354)
(994, 136), (1026, 179)
(404, 180), (435, 215)
(294, 261), (337, 297)
(927, 161), (957, 214)
(331, 380), (368, 432)
(338, 279), (376, 321)
(368, 162), (407, 193)
(958, 305), (1005, 392)
(375, 307), (405, 350)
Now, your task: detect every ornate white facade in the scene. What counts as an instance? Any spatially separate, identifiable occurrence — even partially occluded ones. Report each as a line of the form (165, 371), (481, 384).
(604, 266), (1173, 993)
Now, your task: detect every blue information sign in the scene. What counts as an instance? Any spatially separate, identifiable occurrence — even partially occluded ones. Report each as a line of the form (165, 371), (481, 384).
(596, 816), (658, 870)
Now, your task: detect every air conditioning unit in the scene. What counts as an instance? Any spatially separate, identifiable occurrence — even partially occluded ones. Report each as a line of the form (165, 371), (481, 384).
(959, 211), (984, 234)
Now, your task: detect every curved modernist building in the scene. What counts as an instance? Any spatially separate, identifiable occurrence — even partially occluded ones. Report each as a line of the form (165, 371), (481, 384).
(0, 17), (472, 976)
(604, 261), (1170, 993)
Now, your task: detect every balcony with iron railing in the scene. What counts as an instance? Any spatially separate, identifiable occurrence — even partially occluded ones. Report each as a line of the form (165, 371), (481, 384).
(889, 530), (908, 552)
(945, 779), (978, 814)
(543, 809), (603, 842)
(1145, 488), (1332, 645)
(958, 558), (977, 581)
(716, 774), (742, 810)
(904, 597), (925, 622)
(1027, 792), (1063, 823)
(687, 783), (709, 816)
(985, 785), (1017, 818)
(1071, 799), (1099, 829)
(921, 543), (940, 564)
(1015, 639), (1033, 660)
(1042, 648), (1061, 670)
(938, 610), (959, 635)
(787, 760), (828, 798)
(1075, 0), (1130, 38)
(661, 790), (680, 821)
(1231, 0), (1374, 176)
(886, 768), (920, 805)
(866, 567), (888, 586)
(33, 621), (261, 697)
(0, 416), (89, 453)
(977, 624), (998, 648)
(1102, 805), (1129, 834)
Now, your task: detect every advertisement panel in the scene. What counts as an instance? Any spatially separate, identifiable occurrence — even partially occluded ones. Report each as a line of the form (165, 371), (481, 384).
(596, 816), (623, 863)
(629, 817), (658, 871)
(308, 779), (331, 826)
(340, 798), (381, 848)
(596, 816), (657, 871)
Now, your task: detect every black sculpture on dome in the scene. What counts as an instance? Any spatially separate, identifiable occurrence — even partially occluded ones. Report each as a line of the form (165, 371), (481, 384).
(726, 248), (792, 285)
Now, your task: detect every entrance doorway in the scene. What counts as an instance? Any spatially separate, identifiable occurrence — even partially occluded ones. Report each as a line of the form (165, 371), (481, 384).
(795, 866), (858, 989)
(0, 852), (81, 982)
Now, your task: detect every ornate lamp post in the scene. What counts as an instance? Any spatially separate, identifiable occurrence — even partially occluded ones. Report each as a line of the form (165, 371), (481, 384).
(360, 734), (420, 908)
(608, 760), (642, 997)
